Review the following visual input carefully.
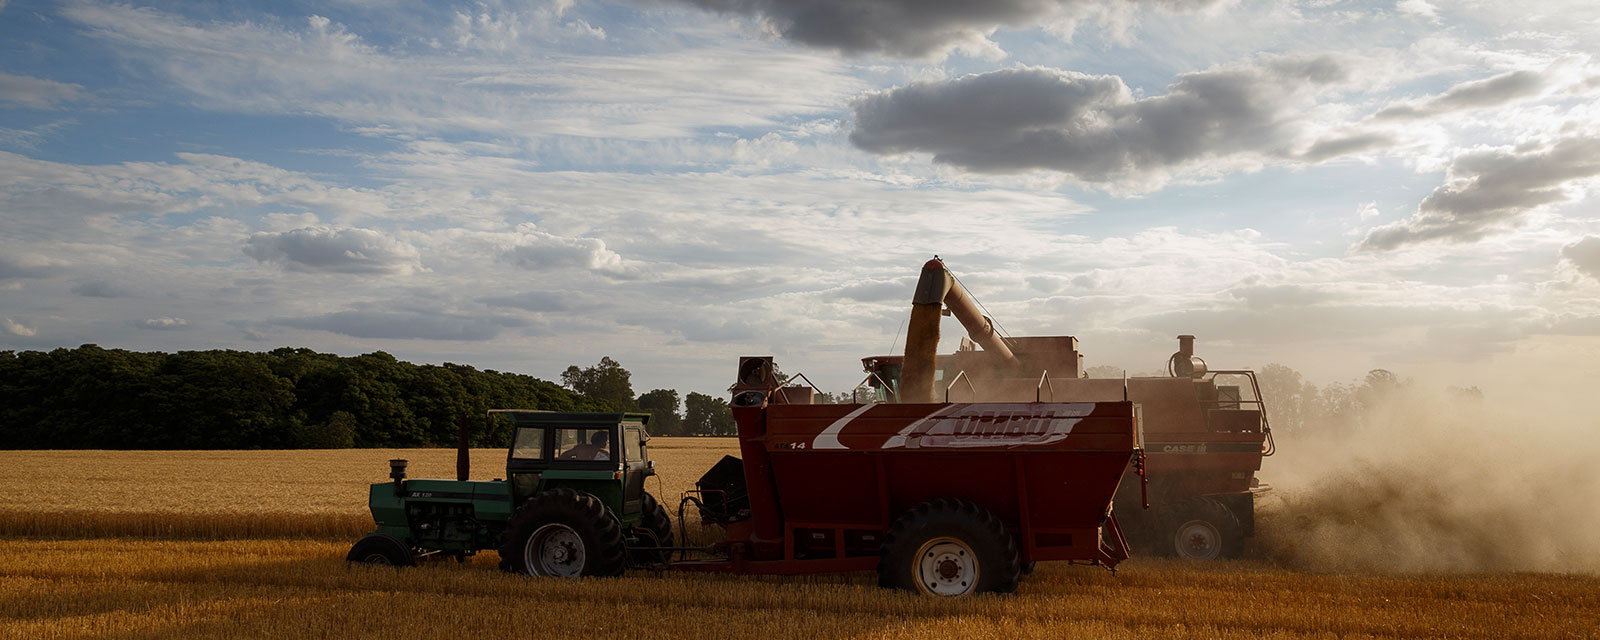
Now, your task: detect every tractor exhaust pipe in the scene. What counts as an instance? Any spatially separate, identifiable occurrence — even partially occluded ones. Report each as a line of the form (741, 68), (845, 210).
(389, 459), (408, 496)
(456, 415), (470, 482)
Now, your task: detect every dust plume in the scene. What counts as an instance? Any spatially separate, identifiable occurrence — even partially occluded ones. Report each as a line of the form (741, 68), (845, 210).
(1255, 381), (1600, 574)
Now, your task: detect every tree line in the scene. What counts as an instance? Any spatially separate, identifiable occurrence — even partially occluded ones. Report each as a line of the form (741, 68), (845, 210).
(560, 356), (736, 436)
(0, 345), (607, 449)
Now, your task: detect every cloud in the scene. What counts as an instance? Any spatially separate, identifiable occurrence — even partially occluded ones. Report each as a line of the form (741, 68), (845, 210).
(138, 317), (189, 330)
(61, 4), (861, 141)
(2, 318), (35, 337)
(1359, 135), (1600, 250)
(245, 226), (424, 275)
(271, 309), (511, 341)
(0, 72), (92, 109)
(476, 290), (572, 312)
(505, 227), (636, 278)
(0, 254), (64, 281)
(70, 280), (131, 298)
(658, 0), (1223, 59)
(1562, 236), (1600, 281)
(849, 55), (1359, 190)
(1374, 69), (1547, 121)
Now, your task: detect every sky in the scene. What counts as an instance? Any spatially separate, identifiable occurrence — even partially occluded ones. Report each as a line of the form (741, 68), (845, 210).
(3, 0), (1599, 403)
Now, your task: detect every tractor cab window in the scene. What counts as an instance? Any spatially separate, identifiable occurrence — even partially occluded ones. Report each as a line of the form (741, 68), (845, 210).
(510, 427), (544, 460)
(555, 428), (612, 461)
(624, 428), (644, 464)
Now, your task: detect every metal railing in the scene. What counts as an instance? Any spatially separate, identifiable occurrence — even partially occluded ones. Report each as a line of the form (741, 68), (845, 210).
(945, 370), (976, 403)
(1035, 370), (1055, 403)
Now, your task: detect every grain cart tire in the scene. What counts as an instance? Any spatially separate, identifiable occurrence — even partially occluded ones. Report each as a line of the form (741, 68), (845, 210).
(1165, 498), (1244, 560)
(499, 488), (626, 578)
(629, 492), (675, 566)
(346, 533), (415, 567)
(878, 498), (1021, 597)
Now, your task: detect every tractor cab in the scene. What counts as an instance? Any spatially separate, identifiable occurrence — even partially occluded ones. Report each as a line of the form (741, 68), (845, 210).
(499, 411), (654, 517)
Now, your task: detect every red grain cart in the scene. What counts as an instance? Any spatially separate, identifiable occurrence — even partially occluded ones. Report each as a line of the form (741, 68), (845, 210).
(673, 363), (1145, 597)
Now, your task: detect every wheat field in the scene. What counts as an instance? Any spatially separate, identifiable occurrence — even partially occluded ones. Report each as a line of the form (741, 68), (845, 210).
(2, 441), (1597, 639)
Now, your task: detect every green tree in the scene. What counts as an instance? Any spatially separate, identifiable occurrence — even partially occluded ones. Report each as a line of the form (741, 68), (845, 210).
(561, 356), (637, 411)
(684, 392), (735, 436)
(637, 388), (682, 436)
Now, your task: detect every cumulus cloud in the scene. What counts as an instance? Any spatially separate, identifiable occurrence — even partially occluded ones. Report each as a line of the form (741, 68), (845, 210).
(70, 280), (130, 298)
(1563, 236), (1600, 281)
(1374, 69), (1547, 121)
(138, 317), (189, 330)
(1359, 136), (1600, 250)
(245, 226), (424, 275)
(659, 0), (1222, 59)
(0, 72), (92, 109)
(271, 309), (512, 341)
(2, 318), (36, 337)
(476, 290), (572, 312)
(0, 254), (64, 282)
(505, 227), (636, 278)
(849, 55), (1360, 189)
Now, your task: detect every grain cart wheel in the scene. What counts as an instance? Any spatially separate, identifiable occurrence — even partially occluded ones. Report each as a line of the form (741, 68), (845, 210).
(1166, 498), (1244, 560)
(499, 488), (626, 578)
(878, 498), (1020, 597)
(346, 533), (415, 567)
(629, 492), (676, 566)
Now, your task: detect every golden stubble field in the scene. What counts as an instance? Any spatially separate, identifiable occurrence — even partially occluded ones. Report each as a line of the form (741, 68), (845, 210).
(2, 440), (1597, 640)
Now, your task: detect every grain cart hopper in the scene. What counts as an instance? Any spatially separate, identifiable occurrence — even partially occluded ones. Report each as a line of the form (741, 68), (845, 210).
(669, 356), (1145, 596)
(346, 411), (674, 576)
(862, 258), (1274, 560)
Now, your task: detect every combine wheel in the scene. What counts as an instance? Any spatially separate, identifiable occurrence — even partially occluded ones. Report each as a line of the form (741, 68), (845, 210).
(345, 533), (415, 567)
(499, 488), (626, 578)
(1166, 498), (1244, 560)
(878, 498), (1020, 597)
(629, 492), (676, 566)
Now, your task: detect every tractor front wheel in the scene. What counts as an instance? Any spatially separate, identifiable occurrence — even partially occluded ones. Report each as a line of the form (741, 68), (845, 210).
(878, 498), (1020, 597)
(499, 488), (626, 578)
(346, 533), (415, 567)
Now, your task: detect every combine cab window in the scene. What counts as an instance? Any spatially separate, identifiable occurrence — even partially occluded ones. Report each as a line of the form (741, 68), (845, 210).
(510, 428), (544, 460)
(555, 428), (612, 461)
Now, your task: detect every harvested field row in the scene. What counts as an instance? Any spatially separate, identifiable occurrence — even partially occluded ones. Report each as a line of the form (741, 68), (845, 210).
(0, 440), (738, 540)
(2, 538), (1596, 640)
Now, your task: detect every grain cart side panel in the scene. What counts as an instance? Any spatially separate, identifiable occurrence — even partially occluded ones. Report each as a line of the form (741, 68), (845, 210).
(714, 400), (1139, 571)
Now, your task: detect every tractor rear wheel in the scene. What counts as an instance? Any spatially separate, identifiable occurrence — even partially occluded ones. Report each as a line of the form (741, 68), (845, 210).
(499, 488), (626, 578)
(629, 492), (675, 565)
(1165, 498), (1244, 560)
(346, 533), (415, 567)
(878, 498), (1020, 597)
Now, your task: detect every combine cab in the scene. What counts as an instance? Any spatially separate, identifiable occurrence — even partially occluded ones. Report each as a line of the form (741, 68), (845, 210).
(862, 258), (1274, 560)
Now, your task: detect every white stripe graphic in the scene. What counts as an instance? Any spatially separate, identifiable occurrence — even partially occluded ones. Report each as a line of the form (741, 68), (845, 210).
(811, 403), (876, 450)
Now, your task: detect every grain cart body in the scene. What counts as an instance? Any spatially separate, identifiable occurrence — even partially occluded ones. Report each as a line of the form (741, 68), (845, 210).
(676, 383), (1142, 594)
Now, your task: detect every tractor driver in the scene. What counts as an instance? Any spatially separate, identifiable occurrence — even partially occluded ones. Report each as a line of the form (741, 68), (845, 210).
(560, 430), (611, 461)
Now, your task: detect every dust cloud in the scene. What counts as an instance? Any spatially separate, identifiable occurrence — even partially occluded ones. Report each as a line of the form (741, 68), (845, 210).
(1256, 381), (1600, 574)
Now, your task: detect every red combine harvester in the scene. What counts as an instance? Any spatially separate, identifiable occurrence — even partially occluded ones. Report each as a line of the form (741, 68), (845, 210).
(671, 356), (1145, 596)
(860, 258), (1274, 560)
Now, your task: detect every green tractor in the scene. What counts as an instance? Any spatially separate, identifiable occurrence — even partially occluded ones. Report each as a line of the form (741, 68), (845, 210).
(345, 411), (675, 577)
